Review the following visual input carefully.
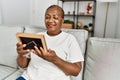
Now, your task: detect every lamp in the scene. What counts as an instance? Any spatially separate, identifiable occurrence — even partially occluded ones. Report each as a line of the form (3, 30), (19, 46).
(98, 0), (118, 37)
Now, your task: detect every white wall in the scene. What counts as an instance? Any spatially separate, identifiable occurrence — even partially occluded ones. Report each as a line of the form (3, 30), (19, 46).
(30, 0), (58, 28)
(0, 0), (30, 25)
(0, 0), (120, 38)
(0, 0), (2, 24)
(106, 3), (118, 38)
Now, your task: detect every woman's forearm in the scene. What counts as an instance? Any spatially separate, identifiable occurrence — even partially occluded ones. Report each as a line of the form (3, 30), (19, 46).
(17, 54), (30, 68)
(53, 57), (82, 76)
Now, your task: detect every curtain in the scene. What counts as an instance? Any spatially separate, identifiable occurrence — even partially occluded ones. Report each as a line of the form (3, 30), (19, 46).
(0, 0), (2, 24)
(115, 0), (120, 38)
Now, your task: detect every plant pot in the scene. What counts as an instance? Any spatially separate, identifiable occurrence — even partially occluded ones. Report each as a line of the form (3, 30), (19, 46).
(62, 23), (73, 29)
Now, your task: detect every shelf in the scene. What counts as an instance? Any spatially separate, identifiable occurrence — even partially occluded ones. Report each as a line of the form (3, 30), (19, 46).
(60, 0), (95, 1)
(58, 0), (96, 36)
(65, 14), (95, 17)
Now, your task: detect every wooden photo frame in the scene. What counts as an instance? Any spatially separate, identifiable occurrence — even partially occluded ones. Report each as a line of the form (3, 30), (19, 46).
(16, 32), (47, 52)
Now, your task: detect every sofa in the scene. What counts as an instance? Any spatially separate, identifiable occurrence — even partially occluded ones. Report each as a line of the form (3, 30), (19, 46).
(0, 25), (120, 80)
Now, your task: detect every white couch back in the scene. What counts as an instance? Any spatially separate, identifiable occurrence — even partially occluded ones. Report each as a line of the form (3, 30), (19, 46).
(0, 25), (88, 80)
(84, 37), (120, 80)
(24, 26), (88, 56)
(0, 25), (24, 68)
(62, 29), (88, 80)
(1, 25), (120, 80)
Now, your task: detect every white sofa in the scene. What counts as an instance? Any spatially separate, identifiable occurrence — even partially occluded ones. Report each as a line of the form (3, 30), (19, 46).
(0, 25), (120, 80)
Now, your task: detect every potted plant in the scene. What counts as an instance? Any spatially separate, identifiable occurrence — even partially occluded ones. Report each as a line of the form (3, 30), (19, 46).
(83, 25), (89, 29)
(88, 23), (93, 31)
(62, 20), (74, 29)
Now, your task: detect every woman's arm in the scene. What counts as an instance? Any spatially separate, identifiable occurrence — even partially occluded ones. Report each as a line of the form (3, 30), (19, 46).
(16, 42), (31, 68)
(34, 46), (82, 76)
(53, 57), (82, 76)
(17, 54), (30, 68)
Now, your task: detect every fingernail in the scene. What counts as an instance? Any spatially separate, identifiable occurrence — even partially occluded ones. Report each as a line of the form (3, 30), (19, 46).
(23, 44), (26, 47)
(40, 47), (43, 50)
(27, 49), (30, 51)
(19, 42), (21, 44)
(34, 46), (37, 49)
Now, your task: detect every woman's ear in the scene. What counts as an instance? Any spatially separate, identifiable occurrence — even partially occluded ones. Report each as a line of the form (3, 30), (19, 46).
(62, 19), (64, 24)
(60, 19), (64, 28)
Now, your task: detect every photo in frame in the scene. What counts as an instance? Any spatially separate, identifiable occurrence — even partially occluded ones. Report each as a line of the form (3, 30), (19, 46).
(16, 32), (47, 52)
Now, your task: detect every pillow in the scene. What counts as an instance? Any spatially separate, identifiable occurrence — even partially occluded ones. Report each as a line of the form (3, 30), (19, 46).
(62, 29), (88, 56)
(0, 65), (17, 80)
(0, 25), (23, 68)
(62, 29), (88, 80)
(24, 25), (46, 33)
(84, 37), (120, 80)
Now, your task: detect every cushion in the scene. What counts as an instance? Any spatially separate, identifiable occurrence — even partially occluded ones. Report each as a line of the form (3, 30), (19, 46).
(62, 29), (88, 55)
(0, 65), (17, 80)
(4, 69), (24, 80)
(84, 37), (120, 80)
(24, 25), (46, 33)
(0, 25), (23, 68)
(62, 29), (88, 80)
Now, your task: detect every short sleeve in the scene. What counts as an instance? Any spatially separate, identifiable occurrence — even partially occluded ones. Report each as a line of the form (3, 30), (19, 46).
(68, 35), (84, 63)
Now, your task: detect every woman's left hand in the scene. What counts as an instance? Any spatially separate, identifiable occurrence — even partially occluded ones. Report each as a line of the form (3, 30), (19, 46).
(34, 46), (58, 62)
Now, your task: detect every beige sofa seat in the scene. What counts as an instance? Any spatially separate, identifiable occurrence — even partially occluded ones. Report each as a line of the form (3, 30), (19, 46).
(0, 25), (24, 80)
(0, 65), (17, 80)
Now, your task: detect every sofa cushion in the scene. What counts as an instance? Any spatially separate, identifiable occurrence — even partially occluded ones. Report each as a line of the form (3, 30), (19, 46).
(62, 29), (88, 80)
(62, 29), (88, 56)
(84, 37), (120, 80)
(24, 25), (46, 33)
(0, 25), (23, 68)
(4, 69), (24, 80)
(0, 65), (17, 80)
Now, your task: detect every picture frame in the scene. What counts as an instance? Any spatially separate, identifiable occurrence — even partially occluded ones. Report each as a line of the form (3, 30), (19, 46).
(16, 32), (47, 52)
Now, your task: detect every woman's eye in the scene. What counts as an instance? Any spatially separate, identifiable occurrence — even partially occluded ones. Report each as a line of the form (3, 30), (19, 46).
(54, 17), (58, 20)
(45, 16), (50, 19)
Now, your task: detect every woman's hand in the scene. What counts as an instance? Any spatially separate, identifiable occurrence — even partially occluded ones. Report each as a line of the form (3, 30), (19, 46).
(34, 46), (58, 62)
(16, 42), (30, 56)
(16, 42), (31, 68)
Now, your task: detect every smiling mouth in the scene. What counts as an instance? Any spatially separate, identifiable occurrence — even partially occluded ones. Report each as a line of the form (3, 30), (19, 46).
(47, 24), (55, 28)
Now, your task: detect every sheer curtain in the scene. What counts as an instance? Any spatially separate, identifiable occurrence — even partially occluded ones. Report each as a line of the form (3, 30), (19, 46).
(0, 0), (2, 24)
(115, 0), (120, 38)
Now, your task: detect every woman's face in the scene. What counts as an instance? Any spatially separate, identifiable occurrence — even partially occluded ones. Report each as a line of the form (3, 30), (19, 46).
(45, 7), (64, 36)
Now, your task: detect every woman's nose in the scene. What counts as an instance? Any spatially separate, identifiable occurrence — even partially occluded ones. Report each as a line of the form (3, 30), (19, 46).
(48, 18), (54, 22)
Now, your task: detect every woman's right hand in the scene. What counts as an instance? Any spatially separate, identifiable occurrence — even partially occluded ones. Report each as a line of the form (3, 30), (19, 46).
(16, 42), (30, 56)
(16, 42), (31, 68)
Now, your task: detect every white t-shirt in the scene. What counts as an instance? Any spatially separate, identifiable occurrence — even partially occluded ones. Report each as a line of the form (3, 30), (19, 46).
(21, 31), (84, 80)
